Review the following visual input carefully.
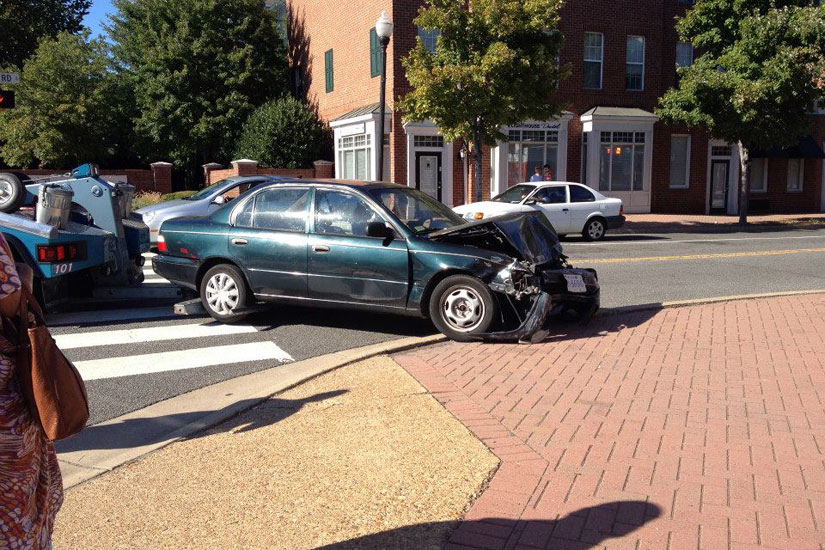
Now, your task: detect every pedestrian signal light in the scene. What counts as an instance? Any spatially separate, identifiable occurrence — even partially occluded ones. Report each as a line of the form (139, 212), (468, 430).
(0, 90), (14, 109)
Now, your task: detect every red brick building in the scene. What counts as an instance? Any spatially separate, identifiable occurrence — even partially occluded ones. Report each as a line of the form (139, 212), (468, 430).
(284, 0), (825, 214)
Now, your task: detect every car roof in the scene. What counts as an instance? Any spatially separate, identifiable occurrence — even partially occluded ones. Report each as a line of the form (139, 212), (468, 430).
(250, 178), (408, 192)
(513, 181), (585, 187)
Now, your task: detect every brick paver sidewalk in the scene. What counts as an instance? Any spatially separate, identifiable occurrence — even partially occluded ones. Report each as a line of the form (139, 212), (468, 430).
(394, 294), (825, 550)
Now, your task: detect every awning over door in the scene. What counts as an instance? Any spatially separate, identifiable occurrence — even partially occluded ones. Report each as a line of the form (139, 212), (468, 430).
(752, 135), (825, 159)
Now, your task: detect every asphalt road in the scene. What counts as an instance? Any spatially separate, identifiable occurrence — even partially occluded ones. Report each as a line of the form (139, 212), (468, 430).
(50, 226), (825, 427)
(563, 226), (825, 308)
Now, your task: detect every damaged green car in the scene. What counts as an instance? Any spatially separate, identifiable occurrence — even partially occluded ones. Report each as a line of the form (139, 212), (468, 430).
(152, 180), (600, 342)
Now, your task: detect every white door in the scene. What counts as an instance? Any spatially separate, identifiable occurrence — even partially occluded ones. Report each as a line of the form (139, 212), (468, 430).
(531, 186), (571, 233)
(566, 185), (600, 232)
(417, 154), (441, 201)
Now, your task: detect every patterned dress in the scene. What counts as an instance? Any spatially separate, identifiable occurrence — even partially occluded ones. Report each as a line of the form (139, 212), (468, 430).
(0, 234), (63, 550)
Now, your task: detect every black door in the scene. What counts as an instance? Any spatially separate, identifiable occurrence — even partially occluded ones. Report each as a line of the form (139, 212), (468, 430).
(415, 152), (442, 202)
(709, 160), (729, 214)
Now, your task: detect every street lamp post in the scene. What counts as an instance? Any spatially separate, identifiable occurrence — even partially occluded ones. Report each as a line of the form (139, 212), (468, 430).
(375, 11), (393, 181)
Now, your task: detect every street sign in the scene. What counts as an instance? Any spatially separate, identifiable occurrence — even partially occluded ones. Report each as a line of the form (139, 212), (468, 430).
(0, 90), (15, 109)
(0, 73), (19, 85)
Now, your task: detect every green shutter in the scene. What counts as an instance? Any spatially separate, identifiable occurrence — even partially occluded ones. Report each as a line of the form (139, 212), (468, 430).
(370, 29), (380, 78)
(325, 49), (333, 93)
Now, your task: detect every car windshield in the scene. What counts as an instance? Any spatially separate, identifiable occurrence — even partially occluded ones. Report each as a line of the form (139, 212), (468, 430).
(491, 184), (536, 204)
(187, 180), (229, 201)
(369, 187), (466, 235)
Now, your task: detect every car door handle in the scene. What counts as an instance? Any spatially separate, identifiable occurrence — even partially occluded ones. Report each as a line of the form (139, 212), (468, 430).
(562, 208), (569, 212)
(312, 244), (330, 253)
(231, 238), (248, 246)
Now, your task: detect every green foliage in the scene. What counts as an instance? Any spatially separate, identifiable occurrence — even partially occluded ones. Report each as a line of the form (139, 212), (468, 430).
(401, 0), (566, 200)
(234, 97), (329, 169)
(0, 32), (117, 168)
(108, 0), (289, 180)
(659, 2), (825, 151)
(0, 0), (90, 69)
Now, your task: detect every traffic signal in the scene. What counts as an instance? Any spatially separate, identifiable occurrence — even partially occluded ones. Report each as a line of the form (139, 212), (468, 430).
(0, 90), (15, 109)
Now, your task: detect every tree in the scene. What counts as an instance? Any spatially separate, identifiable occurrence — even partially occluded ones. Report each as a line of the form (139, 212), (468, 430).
(0, 32), (116, 168)
(235, 97), (329, 169)
(108, 0), (289, 185)
(0, 0), (90, 69)
(658, 1), (825, 224)
(401, 0), (566, 202)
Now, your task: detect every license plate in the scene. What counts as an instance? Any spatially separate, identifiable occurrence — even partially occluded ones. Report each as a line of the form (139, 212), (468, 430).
(563, 274), (587, 293)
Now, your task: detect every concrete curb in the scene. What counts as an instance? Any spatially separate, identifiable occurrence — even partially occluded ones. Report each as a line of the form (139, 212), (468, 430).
(596, 288), (825, 317)
(58, 333), (446, 490)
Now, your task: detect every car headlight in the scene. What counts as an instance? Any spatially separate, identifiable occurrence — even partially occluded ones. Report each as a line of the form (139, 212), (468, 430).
(464, 212), (484, 220)
(142, 211), (156, 224)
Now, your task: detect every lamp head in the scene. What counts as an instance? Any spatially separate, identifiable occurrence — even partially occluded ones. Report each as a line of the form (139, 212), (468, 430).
(375, 11), (393, 41)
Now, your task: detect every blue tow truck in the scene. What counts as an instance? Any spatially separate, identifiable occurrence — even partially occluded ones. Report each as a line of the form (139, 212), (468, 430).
(0, 164), (150, 309)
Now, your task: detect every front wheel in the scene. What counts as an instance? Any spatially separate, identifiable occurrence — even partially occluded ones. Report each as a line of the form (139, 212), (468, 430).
(428, 275), (497, 342)
(582, 218), (606, 241)
(200, 264), (250, 323)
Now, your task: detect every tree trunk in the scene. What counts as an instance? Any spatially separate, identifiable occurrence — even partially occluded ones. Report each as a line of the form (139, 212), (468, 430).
(738, 141), (750, 226)
(473, 128), (483, 203)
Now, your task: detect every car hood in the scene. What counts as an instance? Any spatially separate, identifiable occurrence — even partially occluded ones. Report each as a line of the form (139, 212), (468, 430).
(426, 211), (564, 266)
(136, 199), (193, 215)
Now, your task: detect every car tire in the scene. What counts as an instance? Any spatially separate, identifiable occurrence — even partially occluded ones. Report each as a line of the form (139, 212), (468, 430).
(429, 275), (497, 342)
(200, 264), (250, 323)
(582, 217), (606, 241)
(0, 172), (25, 213)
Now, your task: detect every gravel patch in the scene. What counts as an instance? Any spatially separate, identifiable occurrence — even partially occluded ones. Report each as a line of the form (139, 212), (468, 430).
(53, 356), (499, 549)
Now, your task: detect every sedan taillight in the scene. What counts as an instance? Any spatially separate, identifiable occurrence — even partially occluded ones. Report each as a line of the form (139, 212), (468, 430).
(157, 234), (168, 253)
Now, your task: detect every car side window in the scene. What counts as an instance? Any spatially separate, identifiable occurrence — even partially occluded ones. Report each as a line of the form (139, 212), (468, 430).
(221, 182), (252, 202)
(314, 190), (384, 237)
(234, 187), (309, 231)
(533, 187), (567, 204)
(569, 185), (596, 203)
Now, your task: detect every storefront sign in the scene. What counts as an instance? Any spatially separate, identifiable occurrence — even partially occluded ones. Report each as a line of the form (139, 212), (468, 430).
(511, 121), (561, 130)
(339, 123), (366, 137)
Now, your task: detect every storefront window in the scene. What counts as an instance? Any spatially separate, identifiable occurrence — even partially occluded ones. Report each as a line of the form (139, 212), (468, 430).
(338, 134), (371, 180)
(599, 131), (645, 192)
(506, 129), (559, 187)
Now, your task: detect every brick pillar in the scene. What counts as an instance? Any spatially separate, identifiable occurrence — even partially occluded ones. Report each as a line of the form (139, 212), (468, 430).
(313, 160), (334, 179)
(231, 159), (259, 177)
(150, 162), (173, 194)
(202, 163), (223, 185)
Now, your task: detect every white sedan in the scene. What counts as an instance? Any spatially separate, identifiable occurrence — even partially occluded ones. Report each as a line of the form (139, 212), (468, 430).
(453, 182), (625, 241)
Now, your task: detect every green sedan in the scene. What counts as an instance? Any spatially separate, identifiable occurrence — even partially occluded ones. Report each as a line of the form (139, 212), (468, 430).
(152, 179), (600, 342)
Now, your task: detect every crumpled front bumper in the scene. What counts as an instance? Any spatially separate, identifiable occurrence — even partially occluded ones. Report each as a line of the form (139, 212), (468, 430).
(479, 265), (600, 343)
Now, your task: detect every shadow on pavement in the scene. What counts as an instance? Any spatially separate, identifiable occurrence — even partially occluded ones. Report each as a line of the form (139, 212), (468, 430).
(56, 390), (348, 454)
(316, 501), (662, 550)
(540, 305), (661, 342)
(246, 305), (436, 337)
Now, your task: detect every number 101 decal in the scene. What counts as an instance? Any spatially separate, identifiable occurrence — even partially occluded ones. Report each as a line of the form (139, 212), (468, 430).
(54, 263), (73, 275)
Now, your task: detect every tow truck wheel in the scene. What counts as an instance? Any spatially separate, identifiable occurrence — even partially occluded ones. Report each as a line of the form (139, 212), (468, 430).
(0, 173), (25, 213)
(429, 275), (497, 342)
(200, 264), (249, 323)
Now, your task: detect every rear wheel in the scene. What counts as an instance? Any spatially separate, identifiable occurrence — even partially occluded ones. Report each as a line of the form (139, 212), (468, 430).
(429, 275), (497, 342)
(200, 264), (249, 323)
(0, 172), (25, 213)
(582, 217), (606, 241)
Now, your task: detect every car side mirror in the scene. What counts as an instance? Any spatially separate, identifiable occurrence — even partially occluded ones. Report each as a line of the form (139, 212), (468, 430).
(212, 195), (226, 205)
(367, 221), (392, 239)
(525, 198), (538, 206)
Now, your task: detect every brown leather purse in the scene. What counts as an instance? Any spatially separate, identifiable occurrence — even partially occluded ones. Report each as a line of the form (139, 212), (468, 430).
(15, 287), (89, 441)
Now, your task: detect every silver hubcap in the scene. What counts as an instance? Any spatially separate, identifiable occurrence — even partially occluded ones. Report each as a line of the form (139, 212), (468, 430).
(588, 221), (604, 240)
(205, 272), (240, 316)
(0, 181), (13, 205)
(442, 287), (485, 332)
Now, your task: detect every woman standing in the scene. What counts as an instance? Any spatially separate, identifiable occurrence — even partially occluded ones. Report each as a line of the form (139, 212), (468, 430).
(0, 233), (63, 549)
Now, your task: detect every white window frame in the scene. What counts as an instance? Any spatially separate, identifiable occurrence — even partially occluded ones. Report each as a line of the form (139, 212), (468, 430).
(669, 134), (691, 189)
(787, 159), (804, 192)
(583, 32), (604, 90)
(626, 35), (645, 91)
(750, 158), (768, 193)
(338, 133), (372, 180)
(599, 131), (647, 192)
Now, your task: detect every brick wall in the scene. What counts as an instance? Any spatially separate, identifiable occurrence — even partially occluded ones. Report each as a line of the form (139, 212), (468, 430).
(204, 160), (333, 185)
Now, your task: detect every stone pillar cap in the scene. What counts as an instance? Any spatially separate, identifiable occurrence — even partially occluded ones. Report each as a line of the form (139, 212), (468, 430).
(313, 160), (334, 165)
(231, 159), (259, 165)
(202, 162), (223, 169)
(150, 161), (173, 167)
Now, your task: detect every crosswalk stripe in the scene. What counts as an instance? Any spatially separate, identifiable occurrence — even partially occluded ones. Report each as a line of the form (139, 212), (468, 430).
(75, 342), (293, 381)
(47, 306), (177, 326)
(54, 323), (257, 350)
